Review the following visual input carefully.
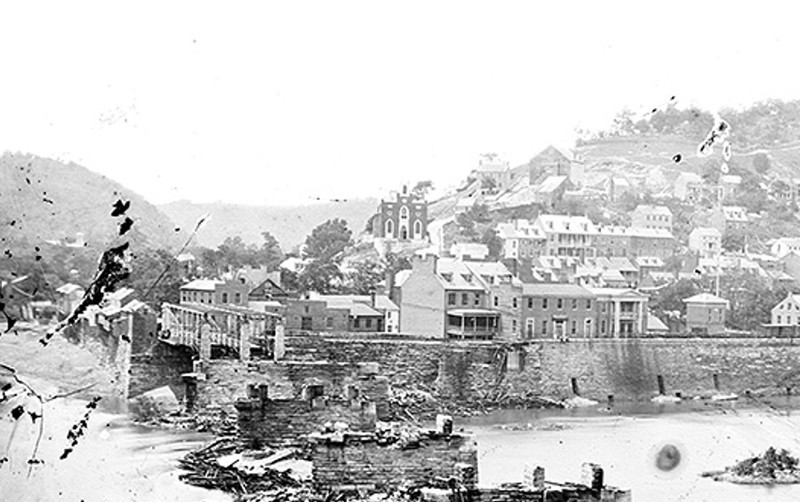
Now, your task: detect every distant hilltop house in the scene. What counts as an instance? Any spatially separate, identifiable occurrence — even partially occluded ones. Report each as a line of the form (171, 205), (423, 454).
(630, 205), (673, 233)
(709, 205), (749, 235)
(528, 145), (584, 188)
(674, 172), (723, 203)
(688, 227), (722, 258)
(770, 237), (800, 258)
(472, 154), (515, 193)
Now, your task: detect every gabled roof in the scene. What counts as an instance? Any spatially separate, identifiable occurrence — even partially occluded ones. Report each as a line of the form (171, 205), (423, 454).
(587, 287), (648, 299)
(522, 283), (594, 297)
(394, 269), (413, 288)
(535, 175), (569, 194)
(56, 283), (83, 295)
(535, 214), (597, 235)
(633, 204), (672, 216)
(181, 279), (222, 291)
(635, 256), (665, 268)
(436, 258), (487, 291)
(689, 227), (722, 238)
(683, 293), (729, 305)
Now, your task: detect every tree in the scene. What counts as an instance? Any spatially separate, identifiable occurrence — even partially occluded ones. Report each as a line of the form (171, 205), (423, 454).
(297, 259), (342, 294)
(481, 228), (503, 261)
(722, 231), (746, 253)
(257, 231), (283, 270)
(411, 180), (434, 199)
(303, 219), (352, 262)
(123, 248), (183, 309)
(649, 278), (700, 320)
(343, 260), (385, 295)
(752, 152), (771, 174)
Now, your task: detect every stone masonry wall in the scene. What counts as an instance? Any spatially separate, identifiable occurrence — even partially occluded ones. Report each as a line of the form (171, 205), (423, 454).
(285, 335), (800, 404)
(236, 397), (377, 447)
(311, 433), (477, 491)
(196, 359), (390, 417)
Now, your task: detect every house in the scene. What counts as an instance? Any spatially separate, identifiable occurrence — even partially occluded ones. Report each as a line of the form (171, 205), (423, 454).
(683, 293), (728, 335)
(779, 251), (800, 284)
(688, 228), (722, 258)
(709, 205), (749, 235)
(771, 238), (800, 258)
(284, 298), (350, 332)
(534, 215), (597, 260)
(399, 254), (503, 339)
(588, 288), (649, 337)
(766, 292), (800, 336)
(634, 256), (665, 283)
(180, 278), (250, 307)
(630, 205), (673, 233)
(720, 175), (742, 199)
(460, 260), (523, 338)
(175, 253), (197, 275)
(674, 172), (717, 202)
(55, 283), (85, 316)
(496, 220), (547, 261)
(595, 226), (675, 259)
(532, 175), (571, 209)
(371, 185), (428, 242)
(450, 242), (489, 261)
(519, 283), (596, 339)
(473, 156), (514, 193)
(528, 145), (572, 184)
(607, 177), (632, 202)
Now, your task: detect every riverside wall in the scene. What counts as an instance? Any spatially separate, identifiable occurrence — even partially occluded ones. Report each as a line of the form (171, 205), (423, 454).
(284, 335), (800, 403)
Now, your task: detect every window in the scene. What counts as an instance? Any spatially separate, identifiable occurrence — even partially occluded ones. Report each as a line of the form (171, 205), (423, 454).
(557, 298), (563, 310)
(235, 293), (241, 304)
(571, 298), (578, 310)
(541, 320), (548, 335)
(462, 293), (468, 306)
(571, 320), (576, 334)
(365, 318), (372, 329)
(385, 219), (394, 237)
(586, 299), (592, 310)
(304, 305), (310, 314)
(585, 319), (593, 336)
(326, 317), (333, 328)
(222, 292), (228, 303)
(512, 320), (517, 332)
(778, 315), (782, 324)
(513, 298), (518, 309)
(354, 318), (361, 328)
(527, 298), (533, 309)
(494, 296), (499, 307)
(413, 220), (422, 237)
(448, 293), (456, 306)
(474, 293), (480, 306)
(601, 320), (607, 334)
(542, 298), (548, 309)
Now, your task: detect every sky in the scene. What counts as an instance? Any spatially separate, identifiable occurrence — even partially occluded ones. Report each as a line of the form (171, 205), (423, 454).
(1, 1), (799, 206)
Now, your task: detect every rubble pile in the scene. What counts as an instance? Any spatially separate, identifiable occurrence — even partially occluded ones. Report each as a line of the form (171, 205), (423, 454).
(178, 437), (303, 494)
(702, 447), (800, 484)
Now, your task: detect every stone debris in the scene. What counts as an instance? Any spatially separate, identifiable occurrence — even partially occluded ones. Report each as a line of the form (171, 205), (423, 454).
(702, 447), (800, 485)
(563, 396), (600, 408)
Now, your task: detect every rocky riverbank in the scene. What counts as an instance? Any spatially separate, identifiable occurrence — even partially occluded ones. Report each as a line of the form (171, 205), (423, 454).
(702, 447), (800, 485)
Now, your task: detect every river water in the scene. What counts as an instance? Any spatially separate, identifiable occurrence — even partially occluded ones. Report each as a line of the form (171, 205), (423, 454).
(467, 401), (800, 502)
(3, 398), (800, 501)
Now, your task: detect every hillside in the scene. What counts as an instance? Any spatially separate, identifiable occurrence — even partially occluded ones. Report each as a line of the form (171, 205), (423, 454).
(0, 152), (178, 252)
(160, 198), (379, 251)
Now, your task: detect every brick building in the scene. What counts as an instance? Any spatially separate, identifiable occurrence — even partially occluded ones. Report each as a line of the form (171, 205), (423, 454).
(683, 293), (728, 335)
(496, 220), (547, 261)
(534, 214), (597, 259)
(180, 278), (250, 307)
(630, 205), (673, 232)
(371, 185), (428, 242)
(519, 283), (596, 339)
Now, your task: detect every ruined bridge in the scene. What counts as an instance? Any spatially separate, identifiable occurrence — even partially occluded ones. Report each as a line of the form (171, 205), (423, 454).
(159, 302), (282, 360)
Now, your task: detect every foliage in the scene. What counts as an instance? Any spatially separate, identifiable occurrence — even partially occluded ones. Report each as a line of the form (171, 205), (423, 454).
(649, 278), (700, 319)
(303, 219), (352, 261)
(721, 271), (792, 331)
(123, 247), (183, 309)
(296, 259), (342, 294)
(752, 152), (771, 174)
(196, 232), (283, 277)
(343, 260), (385, 295)
(411, 180), (434, 199)
(722, 231), (746, 253)
(481, 228), (503, 261)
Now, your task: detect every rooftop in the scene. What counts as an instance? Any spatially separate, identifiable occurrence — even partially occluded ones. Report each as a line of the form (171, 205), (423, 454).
(683, 293), (729, 305)
(522, 283), (594, 297)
